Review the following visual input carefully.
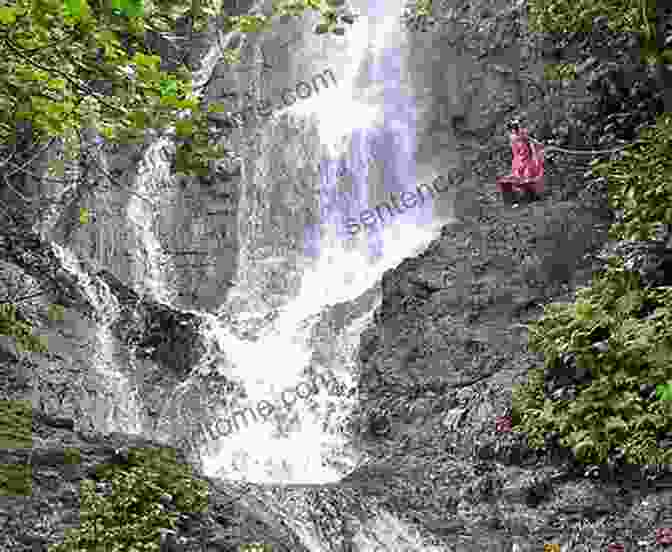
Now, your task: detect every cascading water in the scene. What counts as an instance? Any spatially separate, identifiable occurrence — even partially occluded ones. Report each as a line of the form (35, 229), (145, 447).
(50, 243), (144, 435)
(28, 27), (235, 438)
(196, 0), (453, 487)
(38, 0), (458, 548)
(121, 26), (241, 305)
(143, 1), (458, 547)
(128, 136), (179, 304)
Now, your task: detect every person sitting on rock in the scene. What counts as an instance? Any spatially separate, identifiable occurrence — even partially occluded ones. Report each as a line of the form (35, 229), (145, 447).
(496, 118), (544, 205)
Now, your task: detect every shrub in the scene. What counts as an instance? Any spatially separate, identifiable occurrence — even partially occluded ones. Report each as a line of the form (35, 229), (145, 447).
(512, 257), (672, 465)
(0, 463), (32, 496)
(0, 401), (32, 497)
(506, 0), (672, 468)
(0, 303), (48, 353)
(544, 63), (577, 82)
(590, 113), (672, 242)
(49, 446), (208, 552)
(0, 399), (32, 448)
(527, 0), (657, 43)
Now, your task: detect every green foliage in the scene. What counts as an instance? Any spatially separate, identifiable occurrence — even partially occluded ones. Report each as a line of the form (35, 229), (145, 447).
(0, 303), (48, 353)
(0, 401), (33, 496)
(111, 0), (144, 18)
(590, 113), (672, 242)
(414, 0), (431, 17)
(543, 62), (577, 81)
(0, 462), (32, 496)
(0, 0), (355, 175)
(513, 0), (672, 470)
(49, 446), (209, 552)
(64, 446), (81, 464)
(513, 258), (672, 465)
(400, 0), (434, 32)
(527, 0), (672, 65)
(657, 382), (672, 401)
(528, 0), (656, 37)
(0, 399), (33, 448)
(239, 544), (273, 552)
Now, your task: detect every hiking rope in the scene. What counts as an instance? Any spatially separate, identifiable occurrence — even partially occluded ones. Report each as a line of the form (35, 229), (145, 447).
(528, 136), (642, 155)
(527, 119), (662, 156)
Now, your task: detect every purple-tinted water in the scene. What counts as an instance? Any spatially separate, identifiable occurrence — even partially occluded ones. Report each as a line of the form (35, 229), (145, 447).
(304, 44), (428, 260)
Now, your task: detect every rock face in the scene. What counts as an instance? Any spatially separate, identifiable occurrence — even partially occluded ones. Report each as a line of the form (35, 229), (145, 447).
(346, 198), (666, 551)
(343, 0), (672, 550)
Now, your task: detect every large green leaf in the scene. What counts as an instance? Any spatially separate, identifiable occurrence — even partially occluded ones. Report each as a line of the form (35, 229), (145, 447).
(656, 382), (672, 401)
(62, 0), (87, 18)
(160, 79), (177, 98)
(0, 6), (18, 24)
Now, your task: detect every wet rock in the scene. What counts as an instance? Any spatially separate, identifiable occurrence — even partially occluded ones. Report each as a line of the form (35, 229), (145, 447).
(545, 353), (592, 394)
(474, 441), (496, 462)
(369, 413), (391, 437)
(18, 534), (49, 550)
(113, 446), (130, 464)
(523, 476), (553, 507)
(605, 241), (672, 288)
(441, 407), (467, 431)
(159, 529), (183, 552)
(38, 414), (75, 431)
(592, 340), (609, 353)
(494, 437), (535, 466)
(550, 385), (577, 402)
(640, 383), (658, 400)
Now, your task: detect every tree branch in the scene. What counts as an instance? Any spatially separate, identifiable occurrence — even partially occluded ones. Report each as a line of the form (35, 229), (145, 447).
(8, 290), (50, 304)
(3, 138), (56, 178)
(3, 37), (129, 119)
(0, 149), (18, 171)
(83, 150), (158, 206)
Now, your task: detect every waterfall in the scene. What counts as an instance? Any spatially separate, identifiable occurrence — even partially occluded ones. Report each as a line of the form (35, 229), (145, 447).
(38, 0), (459, 548)
(195, 0), (454, 487)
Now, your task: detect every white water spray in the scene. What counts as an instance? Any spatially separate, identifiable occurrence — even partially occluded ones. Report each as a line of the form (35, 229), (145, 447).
(128, 136), (178, 304)
(197, 0), (456, 486)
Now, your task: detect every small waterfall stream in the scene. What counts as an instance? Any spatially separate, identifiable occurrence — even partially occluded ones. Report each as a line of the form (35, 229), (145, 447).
(50, 243), (144, 435)
(128, 136), (178, 304)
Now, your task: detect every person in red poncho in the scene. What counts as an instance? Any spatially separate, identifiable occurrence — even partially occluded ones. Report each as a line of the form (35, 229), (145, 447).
(496, 118), (545, 205)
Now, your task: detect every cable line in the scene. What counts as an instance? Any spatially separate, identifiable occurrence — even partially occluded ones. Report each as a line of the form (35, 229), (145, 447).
(528, 136), (641, 155)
